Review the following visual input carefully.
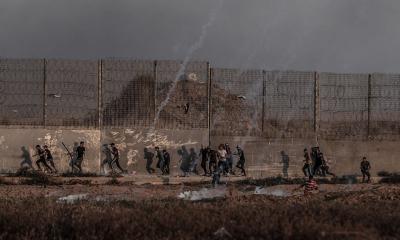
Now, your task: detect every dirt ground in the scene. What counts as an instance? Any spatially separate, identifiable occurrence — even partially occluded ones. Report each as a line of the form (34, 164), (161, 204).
(0, 174), (400, 239)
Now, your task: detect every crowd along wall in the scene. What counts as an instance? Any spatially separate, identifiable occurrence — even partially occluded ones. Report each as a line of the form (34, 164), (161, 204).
(0, 58), (399, 176)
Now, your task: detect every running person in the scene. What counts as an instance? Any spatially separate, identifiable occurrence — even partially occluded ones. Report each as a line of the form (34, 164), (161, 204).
(110, 143), (125, 173)
(144, 148), (155, 174)
(235, 146), (246, 176)
(43, 145), (57, 173)
(225, 144), (233, 174)
(302, 148), (312, 177)
(199, 146), (209, 176)
(34, 145), (52, 172)
(74, 141), (85, 173)
(101, 144), (113, 174)
(163, 149), (171, 175)
(208, 149), (218, 174)
(320, 153), (335, 177)
(360, 157), (371, 183)
(155, 147), (166, 174)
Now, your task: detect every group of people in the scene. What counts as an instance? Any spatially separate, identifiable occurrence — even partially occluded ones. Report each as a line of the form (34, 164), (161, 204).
(33, 144), (57, 173)
(298, 154), (372, 196)
(302, 146), (372, 183)
(186, 144), (246, 178)
(31, 141), (86, 174)
(208, 144), (246, 186)
(302, 147), (335, 178)
(144, 147), (171, 175)
(143, 144), (246, 180)
(30, 140), (372, 186)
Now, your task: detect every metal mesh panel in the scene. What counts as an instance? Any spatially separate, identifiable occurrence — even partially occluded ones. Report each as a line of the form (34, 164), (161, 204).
(155, 60), (208, 129)
(264, 71), (315, 138)
(211, 68), (264, 136)
(370, 73), (400, 139)
(46, 59), (99, 127)
(319, 73), (368, 139)
(102, 60), (155, 127)
(0, 59), (44, 125)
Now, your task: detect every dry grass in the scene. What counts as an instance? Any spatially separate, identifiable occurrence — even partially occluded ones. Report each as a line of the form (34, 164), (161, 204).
(0, 187), (399, 239)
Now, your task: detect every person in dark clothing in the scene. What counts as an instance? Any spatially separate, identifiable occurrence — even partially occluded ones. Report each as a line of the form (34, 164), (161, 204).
(74, 141), (85, 173)
(144, 148), (155, 174)
(302, 148), (312, 177)
(225, 144), (233, 174)
(320, 153), (335, 177)
(163, 149), (171, 175)
(199, 146), (209, 176)
(34, 145), (52, 172)
(212, 164), (222, 187)
(234, 146), (246, 176)
(281, 151), (290, 178)
(44, 145), (57, 173)
(110, 143), (125, 173)
(155, 147), (166, 174)
(360, 157), (371, 183)
(208, 149), (218, 174)
(189, 148), (199, 175)
(312, 147), (322, 176)
(178, 148), (190, 177)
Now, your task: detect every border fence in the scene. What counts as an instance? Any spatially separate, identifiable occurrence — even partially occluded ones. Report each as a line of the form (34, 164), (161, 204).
(1, 58), (399, 140)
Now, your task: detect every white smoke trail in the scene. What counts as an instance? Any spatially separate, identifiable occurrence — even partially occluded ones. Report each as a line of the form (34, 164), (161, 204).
(152, 0), (224, 128)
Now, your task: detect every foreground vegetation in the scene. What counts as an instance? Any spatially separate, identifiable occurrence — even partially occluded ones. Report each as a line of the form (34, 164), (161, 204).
(0, 186), (399, 240)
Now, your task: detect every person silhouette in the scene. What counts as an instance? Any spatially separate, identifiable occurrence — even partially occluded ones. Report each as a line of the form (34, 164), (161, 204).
(178, 147), (190, 176)
(144, 148), (155, 174)
(101, 144), (113, 174)
(20, 146), (33, 169)
(281, 151), (290, 178)
(189, 148), (198, 175)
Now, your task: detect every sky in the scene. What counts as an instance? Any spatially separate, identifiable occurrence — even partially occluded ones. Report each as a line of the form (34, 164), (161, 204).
(0, 0), (399, 73)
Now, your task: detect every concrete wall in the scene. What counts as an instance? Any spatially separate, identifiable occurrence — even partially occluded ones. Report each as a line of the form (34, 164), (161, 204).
(0, 127), (398, 176)
(101, 128), (208, 175)
(0, 128), (100, 173)
(0, 127), (208, 175)
(211, 136), (399, 177)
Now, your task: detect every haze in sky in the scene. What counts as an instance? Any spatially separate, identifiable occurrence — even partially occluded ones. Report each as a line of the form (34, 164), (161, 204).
(0, 0), (399, 73)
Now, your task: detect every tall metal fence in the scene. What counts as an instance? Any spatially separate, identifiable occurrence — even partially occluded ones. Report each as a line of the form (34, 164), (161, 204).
(211, 68), (264, 136)
(155, 60), (208, 129)
(369, 73), (400, 139)
(1, 58), (400, 140)
(46, 59), (99, 128)
(0, 59), (44, 126)
(264, 71), (315, 139)
(319, 73), (369, 139)
(102, 59), (155, 127)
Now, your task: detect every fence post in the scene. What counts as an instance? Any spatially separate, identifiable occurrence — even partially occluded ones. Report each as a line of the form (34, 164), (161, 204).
(208, 63), (212, 147)
(98, 59), (103, 130)
(43, 58), (47, 128)
(153, 60), (158, 128)
(314, 71), (320, 143)
(367, 74), (372, 139)
(262, 70), (266, 133)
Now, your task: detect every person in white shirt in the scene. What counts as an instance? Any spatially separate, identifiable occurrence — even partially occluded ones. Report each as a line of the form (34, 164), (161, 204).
(217, 144), (228, 175)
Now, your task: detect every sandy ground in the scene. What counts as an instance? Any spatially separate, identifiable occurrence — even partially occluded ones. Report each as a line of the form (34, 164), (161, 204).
(0, 175), (391, 202)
